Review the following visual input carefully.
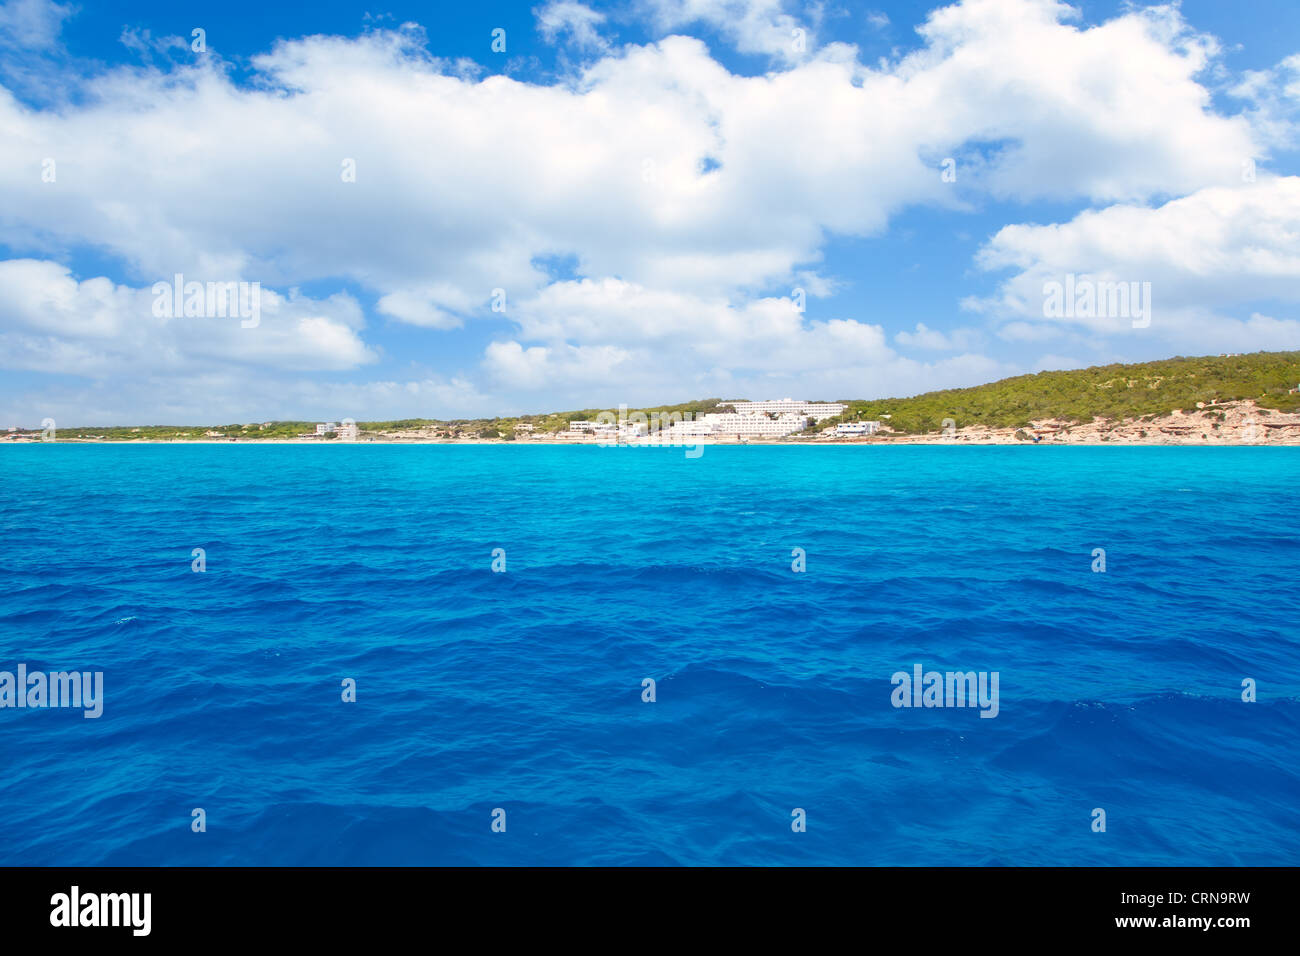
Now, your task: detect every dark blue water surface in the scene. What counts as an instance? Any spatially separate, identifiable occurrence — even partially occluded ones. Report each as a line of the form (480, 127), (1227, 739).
(1, 444), (1297, 865)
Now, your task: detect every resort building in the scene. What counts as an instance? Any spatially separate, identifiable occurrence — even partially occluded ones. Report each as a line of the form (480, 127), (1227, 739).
(569, 420), (617, 434)
(730, 399), (847, 421)
(659, 412), (810, 439)
(316, 422), (336, 436)
(704, 412), (810, 437)
(336, 421), (359, 441)
(836, 421), (881, 436)
(662, 418), (714, 438)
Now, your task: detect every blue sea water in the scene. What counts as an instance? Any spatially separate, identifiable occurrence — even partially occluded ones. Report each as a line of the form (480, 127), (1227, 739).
(1, 443), (1297, 866)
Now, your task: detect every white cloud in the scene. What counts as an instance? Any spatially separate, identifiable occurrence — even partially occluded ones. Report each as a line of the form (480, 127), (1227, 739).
(117, 27), (190, 63)
(967, 176), (1300, 343)
(903, 0), (1255, 203)
(894, 322), (983, 351)
(0, 2), (1265, 304)
(642, 0), (818, 61)
(505, 277), (891, 368)
(480, 276), (1015, 406)
(1231, 53), (1300, 151)
(484, 340), (635, 390)
(0, 259), (377, 377)
(375, 285), (475, 330)
(0, 0), (72, 49)
(535, 1), (611, 53)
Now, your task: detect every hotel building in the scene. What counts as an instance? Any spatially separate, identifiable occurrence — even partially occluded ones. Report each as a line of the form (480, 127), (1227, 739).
(660, 412), (811, 439)
(730, 399), (847, 421)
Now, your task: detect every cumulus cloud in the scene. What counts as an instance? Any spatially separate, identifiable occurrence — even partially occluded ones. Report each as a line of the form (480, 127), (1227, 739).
(966, 176), (1300, 344)
(1, 1), (1261, 300)
(0, 259), (377, 376)
(479, 276), (1015, 406)
(894, 322), (983, 351)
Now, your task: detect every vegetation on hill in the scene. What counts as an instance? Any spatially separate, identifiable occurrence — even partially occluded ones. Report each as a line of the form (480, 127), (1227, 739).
(823, 351), (1300, 434)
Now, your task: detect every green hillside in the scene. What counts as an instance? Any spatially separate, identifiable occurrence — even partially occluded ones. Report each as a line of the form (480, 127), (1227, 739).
(827, 351), (1300, 434)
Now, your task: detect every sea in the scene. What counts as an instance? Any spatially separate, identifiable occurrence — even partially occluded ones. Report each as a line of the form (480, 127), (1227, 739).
(1, 443), (1297, 865)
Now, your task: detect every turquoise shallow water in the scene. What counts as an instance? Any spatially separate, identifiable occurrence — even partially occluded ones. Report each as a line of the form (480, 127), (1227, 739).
(0, 443), (1297, 865)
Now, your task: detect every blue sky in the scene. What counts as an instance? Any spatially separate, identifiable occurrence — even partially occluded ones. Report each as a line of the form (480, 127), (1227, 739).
(0, 0), (1298, 425)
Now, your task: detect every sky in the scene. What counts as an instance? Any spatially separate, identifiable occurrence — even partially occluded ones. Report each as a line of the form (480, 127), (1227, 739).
(0, 0), (1297, 425)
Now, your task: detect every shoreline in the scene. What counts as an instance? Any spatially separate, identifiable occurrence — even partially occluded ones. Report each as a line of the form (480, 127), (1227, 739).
(6, 400), (1299, 447)
(5, 436), (1300, 447)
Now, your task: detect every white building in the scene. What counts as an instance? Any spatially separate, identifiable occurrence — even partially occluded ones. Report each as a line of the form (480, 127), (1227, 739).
(660, 412), (810, 440)
(836, 421), (881, 436)
(706, 412), (810, 437)
(662, 418), (714, 438)
(730, 399), (847, 421)
(336, 421), (359, 441)
(570, 419), (617, 434)
(316, 422), (337, 436)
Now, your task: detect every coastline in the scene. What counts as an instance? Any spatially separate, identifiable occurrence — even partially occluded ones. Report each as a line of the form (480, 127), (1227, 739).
(5, 400), (1299, 447)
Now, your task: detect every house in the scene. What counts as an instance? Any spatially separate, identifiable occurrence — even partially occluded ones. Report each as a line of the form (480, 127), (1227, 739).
(836, 421), (881, 436)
